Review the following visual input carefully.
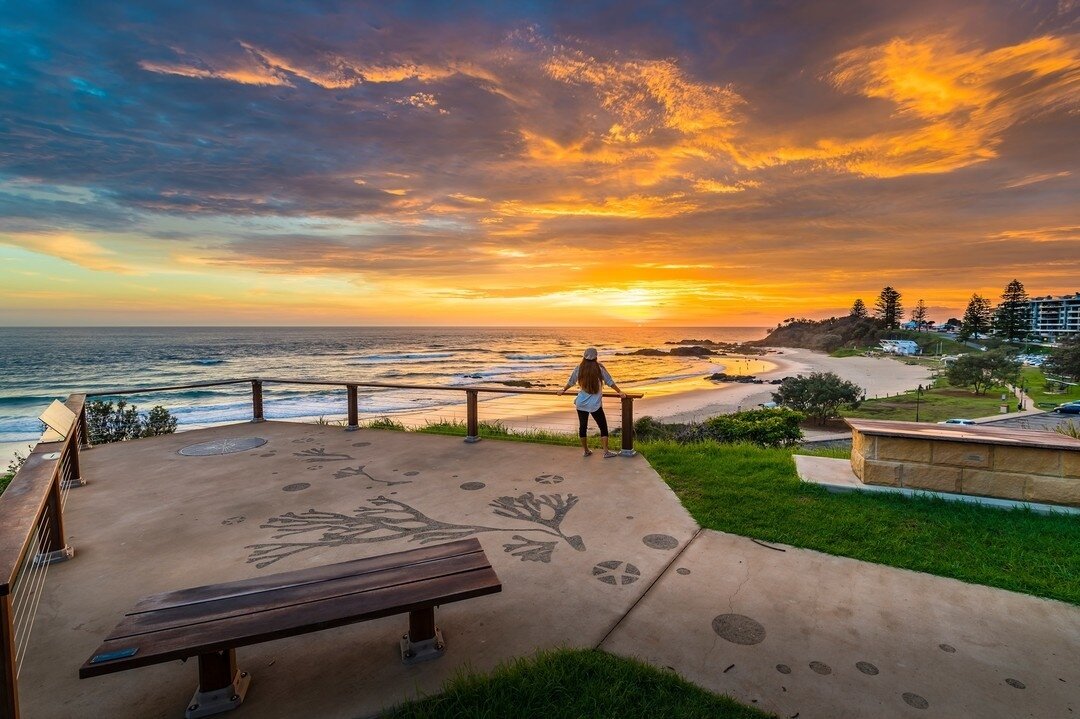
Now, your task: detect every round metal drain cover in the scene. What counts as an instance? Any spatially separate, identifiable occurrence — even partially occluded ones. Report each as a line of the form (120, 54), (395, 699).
(179, 437), (268, 456)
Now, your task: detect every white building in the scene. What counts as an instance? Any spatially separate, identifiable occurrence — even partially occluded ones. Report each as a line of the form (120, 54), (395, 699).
(879, 339), (921, 355)
(1029, 293), (1080, 343)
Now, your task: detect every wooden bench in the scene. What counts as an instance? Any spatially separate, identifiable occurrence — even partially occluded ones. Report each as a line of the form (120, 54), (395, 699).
(79, 538), (501, 718)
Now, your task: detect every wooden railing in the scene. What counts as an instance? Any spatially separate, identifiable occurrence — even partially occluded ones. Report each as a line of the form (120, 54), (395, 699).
(0, 395), (86, 718)
(87, 377), (644, 453)
(0, 378), (641, 715)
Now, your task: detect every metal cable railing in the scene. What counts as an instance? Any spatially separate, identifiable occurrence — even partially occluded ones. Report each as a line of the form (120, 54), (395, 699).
(0, 395), (84, 718)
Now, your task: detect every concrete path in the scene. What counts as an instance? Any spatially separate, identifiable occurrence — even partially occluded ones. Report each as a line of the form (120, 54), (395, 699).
(602, 530), (1079, 719)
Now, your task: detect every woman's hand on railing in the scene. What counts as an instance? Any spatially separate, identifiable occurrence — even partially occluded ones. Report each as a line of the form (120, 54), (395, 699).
(557, 388), (566, 396)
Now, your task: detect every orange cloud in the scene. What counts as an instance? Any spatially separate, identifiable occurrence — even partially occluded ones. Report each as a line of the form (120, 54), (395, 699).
(2, 233), (136, 273)
(744, 34), (1080, 177)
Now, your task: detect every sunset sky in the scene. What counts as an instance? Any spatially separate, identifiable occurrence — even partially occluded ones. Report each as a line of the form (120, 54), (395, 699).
(1, 1), (1077, 326)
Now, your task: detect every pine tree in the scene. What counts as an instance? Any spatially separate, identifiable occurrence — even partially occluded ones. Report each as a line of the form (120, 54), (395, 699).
(993, 279), (1031, 343)
(959, 294), (993, 341)
(911, 300), (928, 331)
(850, 298), (868, 318)
(874, 286), (903, 328)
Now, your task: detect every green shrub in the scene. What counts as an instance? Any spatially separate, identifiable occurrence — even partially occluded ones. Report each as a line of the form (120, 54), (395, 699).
(702, 407), (804, 447)
(86, 400), (177, 444)
(772, 372), (863, 424)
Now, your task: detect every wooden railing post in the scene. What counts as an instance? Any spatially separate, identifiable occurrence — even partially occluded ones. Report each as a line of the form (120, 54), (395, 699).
(60, 439), (85, 490)
(34, 474), (73, 565)
(346, 385), (359, 431)
(77, 407), (91, 450)
(251, 381), (264, 423)
(464, 390), (480, 444)
(620, 396), (636, 456)
(0, 593), (18, 719)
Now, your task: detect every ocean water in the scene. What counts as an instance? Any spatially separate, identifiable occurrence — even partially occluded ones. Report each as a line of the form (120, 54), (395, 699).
(0, 326), (766, 460)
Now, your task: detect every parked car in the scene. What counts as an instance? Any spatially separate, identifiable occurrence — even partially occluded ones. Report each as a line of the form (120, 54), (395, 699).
(1054, 402), (1080, 415)
(937, 418), (977, 425)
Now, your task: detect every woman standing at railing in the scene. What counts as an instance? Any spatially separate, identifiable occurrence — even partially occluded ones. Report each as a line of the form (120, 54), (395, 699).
(558, 347), (626, 458)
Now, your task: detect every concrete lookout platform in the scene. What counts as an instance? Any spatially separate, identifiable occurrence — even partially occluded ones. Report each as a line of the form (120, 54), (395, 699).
(848, 418), (1080, 507)
(18, 422), (697, 719)
(12, 420), (1080, 719)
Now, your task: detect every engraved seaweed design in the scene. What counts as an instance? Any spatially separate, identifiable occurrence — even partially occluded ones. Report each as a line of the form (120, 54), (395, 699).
(488, 492), (585, 551)
(247, 492), (584, 568)
(293, 447), (354, 462)
(332, 464), (411, 486)
(502, 535), (559, 563)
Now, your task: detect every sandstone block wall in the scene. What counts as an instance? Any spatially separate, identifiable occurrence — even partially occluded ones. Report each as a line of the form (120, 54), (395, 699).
(850, 428), (1080, 507)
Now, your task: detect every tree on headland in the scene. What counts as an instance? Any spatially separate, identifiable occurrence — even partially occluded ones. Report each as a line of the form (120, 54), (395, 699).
(910, 300), (928, 331)
(959, 294), (992, 341)
(772, 372), (863, 425)
(1044, 334), (1080, 380)
(945, 350), (1021, 395)
(874, 286), (903, 328)
(850, 298), (868, 318)
(993, 279), (1031, 343)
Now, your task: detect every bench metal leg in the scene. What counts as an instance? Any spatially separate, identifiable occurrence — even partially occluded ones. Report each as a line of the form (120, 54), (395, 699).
(400, 606), (445, 664)
(185, 649), (251, 719)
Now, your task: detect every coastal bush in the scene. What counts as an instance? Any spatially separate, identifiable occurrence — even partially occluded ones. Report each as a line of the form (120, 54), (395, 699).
(633, 410), (803, 447)
(86, 399), (177, 444)
(1, 448), (31, 495)
(632, 416), (679, 441)
(703, 408), (804, 447)
(772, 372), (863, 424)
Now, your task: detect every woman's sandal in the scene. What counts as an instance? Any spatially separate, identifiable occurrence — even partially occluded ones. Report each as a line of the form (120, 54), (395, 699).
(603, 450), (618, 458)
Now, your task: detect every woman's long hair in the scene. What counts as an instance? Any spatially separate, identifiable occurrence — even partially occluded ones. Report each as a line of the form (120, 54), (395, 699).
(577, 359), (602, 394)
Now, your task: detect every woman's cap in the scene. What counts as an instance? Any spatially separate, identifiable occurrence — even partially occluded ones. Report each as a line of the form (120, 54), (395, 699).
(583, 347), (598, 360)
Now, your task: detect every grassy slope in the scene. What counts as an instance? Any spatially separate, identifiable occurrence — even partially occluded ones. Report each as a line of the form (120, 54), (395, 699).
(842, 379), (1007, 422)
(1022, 367), (1080, 407)
(643, 441), (1080, 605)
(384, 649), (772, 719)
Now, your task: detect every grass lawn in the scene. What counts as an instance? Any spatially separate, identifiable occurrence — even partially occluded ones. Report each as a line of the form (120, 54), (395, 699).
(842, 379), (1008, 422)
(384, 648), (771, 719)
(1022, 367), (1080, 408)
(644, 441), (1080, 605)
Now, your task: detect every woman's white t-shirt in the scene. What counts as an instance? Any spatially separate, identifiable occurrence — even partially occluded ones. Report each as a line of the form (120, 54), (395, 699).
(566, 363), (615, 412)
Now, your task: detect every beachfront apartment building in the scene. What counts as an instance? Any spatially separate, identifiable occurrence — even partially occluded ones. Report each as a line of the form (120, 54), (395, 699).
(1028, 293), (1080, 343)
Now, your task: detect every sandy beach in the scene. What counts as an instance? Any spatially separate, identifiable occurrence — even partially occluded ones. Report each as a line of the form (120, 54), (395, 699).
(641, 347), (935, 424)
(348, 347), (935, 434)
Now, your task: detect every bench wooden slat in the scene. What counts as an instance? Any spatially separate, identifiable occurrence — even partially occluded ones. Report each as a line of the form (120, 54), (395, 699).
(80, 567), (499, 678)
(108, 550), (493, 641)
(131, 539), (484, 614)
